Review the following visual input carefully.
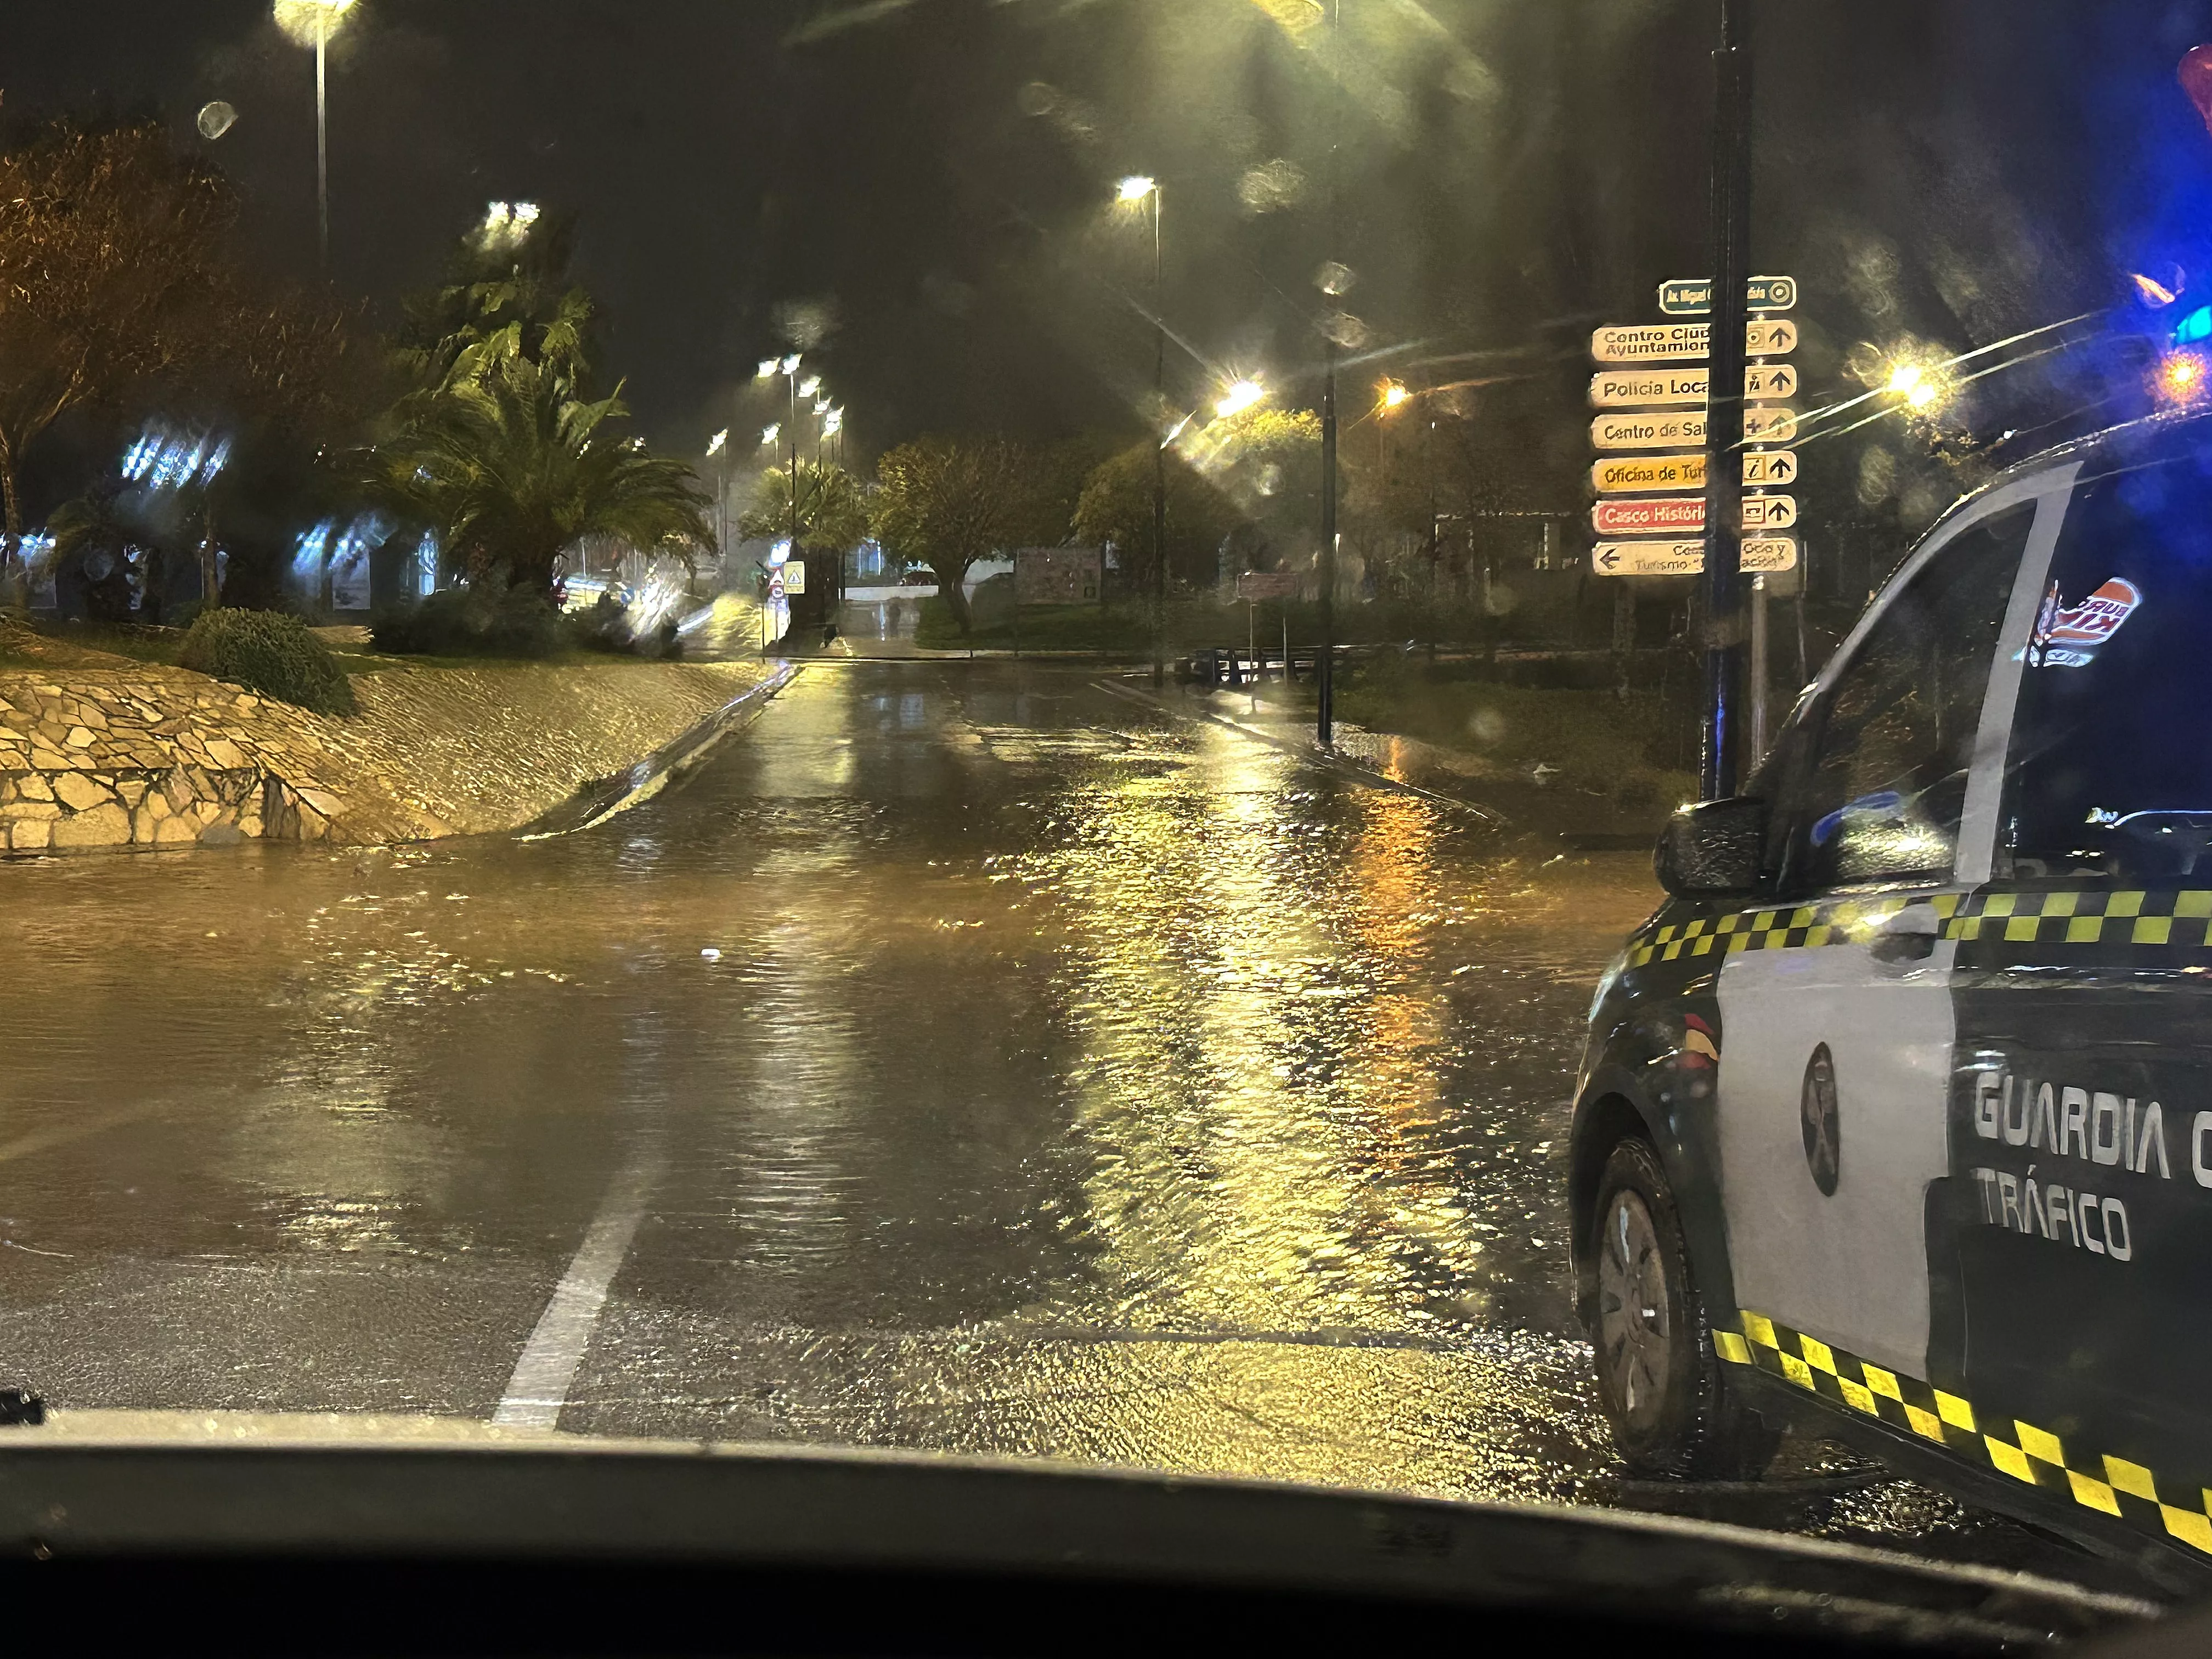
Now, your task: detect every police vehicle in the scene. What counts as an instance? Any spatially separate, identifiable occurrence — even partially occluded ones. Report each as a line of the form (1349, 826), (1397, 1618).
(1571, 410), (2212, 1581)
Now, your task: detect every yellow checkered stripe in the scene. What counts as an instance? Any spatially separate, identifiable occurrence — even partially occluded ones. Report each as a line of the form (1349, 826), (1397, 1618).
(1718, 1310), (2212, 1556)
(1628, 887), (2212, 968)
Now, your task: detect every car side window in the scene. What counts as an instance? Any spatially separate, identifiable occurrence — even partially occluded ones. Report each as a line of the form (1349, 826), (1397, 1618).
(2001, 460), (2212, 878)
(1770, 503), (2035, 897)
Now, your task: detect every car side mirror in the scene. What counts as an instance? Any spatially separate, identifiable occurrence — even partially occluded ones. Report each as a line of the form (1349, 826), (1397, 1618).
(1655, 797), (1768, 900)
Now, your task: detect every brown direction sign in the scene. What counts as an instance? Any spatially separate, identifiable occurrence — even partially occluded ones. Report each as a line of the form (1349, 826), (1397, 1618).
(1589, 319), (1799, 363)
(1590, 364), (1799, 408)
(1592, 451), (1798, 493)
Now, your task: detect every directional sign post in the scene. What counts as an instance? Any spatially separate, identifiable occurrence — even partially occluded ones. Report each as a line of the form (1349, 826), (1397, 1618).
(1593, 495), (1796, 535)
(1592, 451), (1798, 494)
(1590, 364), (1798, 408)
(1657, 274), (1797, 315)
(1589, 318), (1798, 363)
(1741, 449), (1799, 486)
(1589, 404), (1797, 451)
(1590, 536), (1796, 577)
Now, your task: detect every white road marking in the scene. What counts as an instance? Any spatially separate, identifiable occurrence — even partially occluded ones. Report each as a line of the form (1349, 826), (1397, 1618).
(492, 1163), (660, 1427)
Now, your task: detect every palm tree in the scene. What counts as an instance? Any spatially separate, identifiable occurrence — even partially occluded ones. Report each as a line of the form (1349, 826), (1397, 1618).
(373, 353), (709, 597)
(738, 460), (868, 554)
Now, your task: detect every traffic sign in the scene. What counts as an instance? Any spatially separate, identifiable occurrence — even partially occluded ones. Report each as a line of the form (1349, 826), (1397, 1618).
(1592, 495), (1799, 535)
(1592, 410), (1707, 450)
(1593, 453), (1705, 494)
(1592, 496), (1704, 537)
(1590, 319), (1798, 363)
(1744, 363), (1799, 400)
(1743, 404), (1798, 443)
(1592, 450), (1799, 493)
(1742, 449), (1799, 486)
(779, 558), (807, 595)
(1590, 364), (1799, 408)
(766, 571), (785, 601)
(1236, 570), (1299, 601)
(1657, 274), (1798, 315)
(1591, 536), (1798, 577)
(1740, 494), (1798, 531)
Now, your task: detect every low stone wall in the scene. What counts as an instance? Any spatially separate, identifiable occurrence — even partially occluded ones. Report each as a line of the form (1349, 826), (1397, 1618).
(0, 656), (775, 855)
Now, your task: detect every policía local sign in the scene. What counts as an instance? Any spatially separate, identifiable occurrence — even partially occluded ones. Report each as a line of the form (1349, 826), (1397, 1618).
(1590, 364), (1799, 408)
(1590, 536), (1798, 577)
(1590, 319), (1798, 363)
(1590, 404), (1798, 451)
(1592, 495), (1798, 536)
(1657, 274), (1798, 315)
(1592, 450), (1801, 494)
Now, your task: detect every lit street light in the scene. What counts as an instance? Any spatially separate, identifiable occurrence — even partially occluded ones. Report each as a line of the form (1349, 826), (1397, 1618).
(1116, 174), (1167, 685)
(273, 0), (361, 270)
(1215, 379), (1266, 420)
(761, 424), (781, 446)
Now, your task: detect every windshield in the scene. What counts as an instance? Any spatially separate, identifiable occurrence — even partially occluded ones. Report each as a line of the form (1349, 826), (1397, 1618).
(9, 0), (2212, 1638)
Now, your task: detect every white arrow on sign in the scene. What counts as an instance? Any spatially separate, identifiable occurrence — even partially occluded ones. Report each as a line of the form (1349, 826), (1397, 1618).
(1590, 319), (1799, 364)
(1590, 365), (1799, 408)
(1742, 449), (1799, 485)
(1591, 537), (1798, 577)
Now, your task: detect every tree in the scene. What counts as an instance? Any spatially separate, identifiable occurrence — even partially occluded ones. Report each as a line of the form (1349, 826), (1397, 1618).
(1073, 444), (1238, 594)
(394, 208), (596, 393)
(370, 354), (710, 597)
(0, 122), (238, 601)
(871, 436), (1042, 632)
(739, 461), (869, 555)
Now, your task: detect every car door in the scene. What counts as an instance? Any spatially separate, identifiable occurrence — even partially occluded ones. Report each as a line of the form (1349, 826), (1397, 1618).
(1939, 444), (2212, 1560)
(1712, 476), (2067, 1384)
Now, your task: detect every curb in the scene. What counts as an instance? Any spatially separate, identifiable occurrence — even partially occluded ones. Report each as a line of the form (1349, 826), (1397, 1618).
(515, 662), (800, 839)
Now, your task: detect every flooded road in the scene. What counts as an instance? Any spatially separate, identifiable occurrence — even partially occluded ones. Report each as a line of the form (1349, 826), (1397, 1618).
(0, 662), (2074, 1572)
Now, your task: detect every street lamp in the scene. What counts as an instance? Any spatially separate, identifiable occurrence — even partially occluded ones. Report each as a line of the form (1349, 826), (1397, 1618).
(757, 354), (809, 632)
(707, 429), (729, 568)
(1216, 379), (1266, 419)
(1116, 174), (1166, 684)
(273, 0), (360, 270)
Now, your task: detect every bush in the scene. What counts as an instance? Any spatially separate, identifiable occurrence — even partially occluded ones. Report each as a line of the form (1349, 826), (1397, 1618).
(371, 585), (568, 659)
(178, 608), (358, 716)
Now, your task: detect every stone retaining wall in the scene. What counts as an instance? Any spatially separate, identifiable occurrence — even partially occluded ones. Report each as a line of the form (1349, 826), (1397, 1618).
(0, 656), (773, 855)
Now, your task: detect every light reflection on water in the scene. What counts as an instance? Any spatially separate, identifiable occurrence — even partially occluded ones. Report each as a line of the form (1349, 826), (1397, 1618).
(0, 664), (2001, 1540)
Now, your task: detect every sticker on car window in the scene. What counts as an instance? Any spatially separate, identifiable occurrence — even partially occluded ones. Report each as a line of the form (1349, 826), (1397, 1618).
(2029, 577), (2141, 667)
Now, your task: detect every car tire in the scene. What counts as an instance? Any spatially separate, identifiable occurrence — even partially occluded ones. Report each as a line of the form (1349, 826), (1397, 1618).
(1589, 1136), (1778, 1480)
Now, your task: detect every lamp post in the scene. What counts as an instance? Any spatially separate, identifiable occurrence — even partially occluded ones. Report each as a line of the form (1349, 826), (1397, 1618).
(1119, 175), (1166, 685)
(706, 428), (729, 575)
(274, 1), (359, 270)
(757, 354), (806, 636)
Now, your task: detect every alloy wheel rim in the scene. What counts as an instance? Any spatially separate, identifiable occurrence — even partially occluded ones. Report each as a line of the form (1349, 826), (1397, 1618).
(1595, 1189), (1671, 1434)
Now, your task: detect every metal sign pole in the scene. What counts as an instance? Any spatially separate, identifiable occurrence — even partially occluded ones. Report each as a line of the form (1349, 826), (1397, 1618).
(1698, 0), (1754, 802)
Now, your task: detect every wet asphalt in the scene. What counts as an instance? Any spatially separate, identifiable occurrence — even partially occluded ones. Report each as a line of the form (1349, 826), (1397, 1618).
(0, 660), (2095, 1578)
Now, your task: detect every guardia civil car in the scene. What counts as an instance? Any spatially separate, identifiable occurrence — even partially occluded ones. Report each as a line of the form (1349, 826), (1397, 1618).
(1571, 410), (2212, 1582)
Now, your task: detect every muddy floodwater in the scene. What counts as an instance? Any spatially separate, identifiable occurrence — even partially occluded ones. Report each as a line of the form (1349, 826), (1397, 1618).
(0, 662), (2073, 1573)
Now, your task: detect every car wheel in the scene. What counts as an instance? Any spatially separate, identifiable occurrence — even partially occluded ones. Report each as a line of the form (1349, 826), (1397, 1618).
(1590, 1137), (1777, 1480)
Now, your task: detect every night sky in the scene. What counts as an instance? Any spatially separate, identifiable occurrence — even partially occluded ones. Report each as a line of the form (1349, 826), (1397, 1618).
(14, 2), (2212, 527)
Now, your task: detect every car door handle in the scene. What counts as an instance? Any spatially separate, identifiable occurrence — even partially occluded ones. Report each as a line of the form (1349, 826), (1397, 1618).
(1869, 901), (1942, 964)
